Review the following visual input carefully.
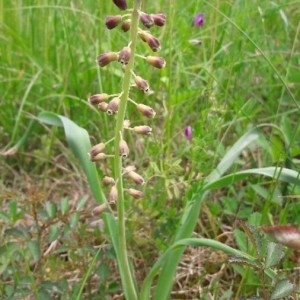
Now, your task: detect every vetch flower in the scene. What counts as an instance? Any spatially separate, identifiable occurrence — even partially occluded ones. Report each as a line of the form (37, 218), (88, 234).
(194, 13), (205, 27)
(184, 126), (192, 140)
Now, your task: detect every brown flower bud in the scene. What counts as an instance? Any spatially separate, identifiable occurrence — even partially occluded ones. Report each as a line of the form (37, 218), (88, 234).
(107, 97), (120, 114)
(132, 125), (152, 135)
(118, 46), (131, 65)
(126, 188), (143, 199)
(113, 0), (127, 10)
(92, 203), (107, 215)
(140, 12), (154, 28)
(90, 143), (106, 158)
(119, 139), (129, 158)
(121, 19), (131, 32)
(127, 171), (145, 185)
(134, 76), (150, 93)
(102, 176), (115, 185)
(97, 52), (118, 67)
(89, 93), (109, 105)
(109, 185), (118, 202)
(146, 56), (166, 69)
(137, 104), (156, 118)
(98, 102), (108, 112)
(139, 31), (160, 52)
(105, 15), (122, 29)
(90, 152), (107, 162)
(151, 13), (166, 27)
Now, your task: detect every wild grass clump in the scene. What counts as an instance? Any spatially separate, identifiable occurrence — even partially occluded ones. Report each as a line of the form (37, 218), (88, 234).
(0, 0), (299, 299)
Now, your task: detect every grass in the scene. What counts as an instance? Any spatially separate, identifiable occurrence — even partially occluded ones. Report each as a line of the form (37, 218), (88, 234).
(0, 0), (299, 299)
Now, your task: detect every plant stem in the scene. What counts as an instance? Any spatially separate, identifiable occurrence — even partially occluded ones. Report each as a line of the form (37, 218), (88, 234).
(113, 1), (142, 299)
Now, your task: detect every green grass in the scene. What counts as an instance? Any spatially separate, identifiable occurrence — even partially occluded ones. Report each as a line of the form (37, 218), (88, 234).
(0, 0), (299, 299)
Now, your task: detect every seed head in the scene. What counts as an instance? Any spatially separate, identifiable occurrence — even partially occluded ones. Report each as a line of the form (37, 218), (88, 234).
(97, 52), (118, 67)
(133, 125), (152, 135)
(140, 12), (154, 28)
(151, 13), (166, 27)
(134, 76), (150, 93)
(105, 15), (122, 29)
(113, 0), (127, 10)
(102, 176), (115, 185)
(127, 171), (145, 185)
(109, 185), (118, 202)
(107, 97), (120, 114)
(98, 102), (108, 112)
(137, 103), (156, 118)
(146, 56), (166, 69)
(126, 188), (143, 199)
(118, 46), (131, 65)
(119, 139), (130, 158)
(121, 19), (131, 32)
(89, 93), (109, 105)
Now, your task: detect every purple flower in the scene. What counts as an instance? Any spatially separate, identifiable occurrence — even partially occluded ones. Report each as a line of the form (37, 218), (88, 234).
(184, 126), (192, 140)
(193, 13), (205, 27)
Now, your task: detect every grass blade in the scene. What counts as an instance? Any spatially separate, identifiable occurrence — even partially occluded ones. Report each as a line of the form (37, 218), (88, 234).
(37, 111), (105, 204)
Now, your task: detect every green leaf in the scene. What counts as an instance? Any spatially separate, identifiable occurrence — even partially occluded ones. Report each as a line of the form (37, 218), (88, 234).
(206, 128), (260, 182)
(60, 197), (70, 215)
(38, 111), (105, 204)
(45, 201), (57, 219)
(204, 167), (300, 191)
(265, 242), (284, 268)
(76, 196), (89, 210)
(48, 223), (60, 242)
(28, 240), (41, 263)
(270, 279), (294, 299)
(70, 211), (80, 228)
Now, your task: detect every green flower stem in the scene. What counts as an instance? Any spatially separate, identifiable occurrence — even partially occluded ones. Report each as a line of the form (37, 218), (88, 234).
(113, 1), (142, 300)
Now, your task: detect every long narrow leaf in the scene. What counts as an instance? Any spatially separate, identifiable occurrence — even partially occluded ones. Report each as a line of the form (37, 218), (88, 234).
(140, 238), (276, 300)
(38, 111), (105, 203)
(204, 167), (300, 191)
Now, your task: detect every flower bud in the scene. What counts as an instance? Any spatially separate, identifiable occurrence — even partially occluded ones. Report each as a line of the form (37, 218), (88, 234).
(123, 165), (136, 173)
(151, 13), (166, 27)
(105, 15), (122, 29)
(134, 76), (150, 93)
(90, 152), (107, 162)
(139, 31), (160, 52)
(127, 171), (145, 185)
(89, 93), (109, 105)
(109, 185), (118, 202)
(98, 102), (108, 112)
(137, 104), (156, 118)
(146, 56), (166, 69)
(102, 176), (115, 185)
(118, 46), (131, 65)
(107, 97), (120, 114)
(119, 139), (129, 158)
(123, 119), (131, 128)
(92, 203), (107, 215)
(132, 125), (152, 135)
(140, 12), (154, 28)
(90, 143), (106, 158)
(121, 19), (131, 32)
(126, 188), (143, 199)
(113, 0), (127, 10)
(97, 52), (118, 67)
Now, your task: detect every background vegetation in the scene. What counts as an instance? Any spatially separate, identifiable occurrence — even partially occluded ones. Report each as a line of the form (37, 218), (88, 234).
(0, 0), (299, 299)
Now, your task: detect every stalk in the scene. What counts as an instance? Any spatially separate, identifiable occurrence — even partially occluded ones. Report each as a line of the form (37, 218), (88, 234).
(113, 1), (142, 299)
